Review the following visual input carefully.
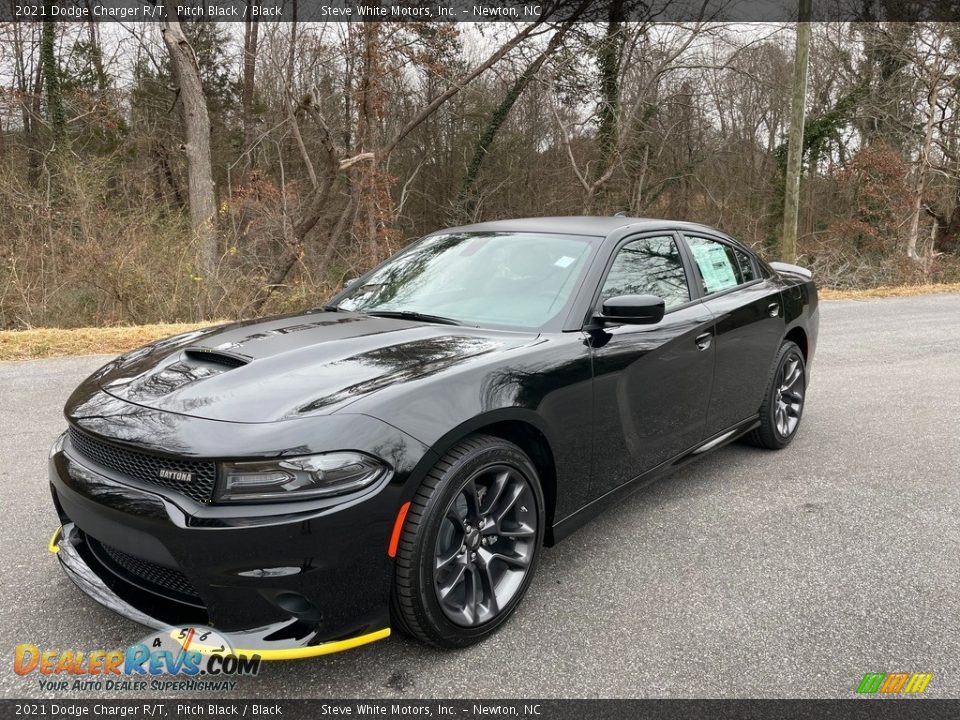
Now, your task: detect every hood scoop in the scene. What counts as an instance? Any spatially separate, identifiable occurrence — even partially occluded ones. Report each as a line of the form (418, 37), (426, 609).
(107, 348), (251, 403)
(183, 348), (250, 369)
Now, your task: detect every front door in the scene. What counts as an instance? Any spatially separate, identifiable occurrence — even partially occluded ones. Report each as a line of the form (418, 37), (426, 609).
(589, 233), (715, 500)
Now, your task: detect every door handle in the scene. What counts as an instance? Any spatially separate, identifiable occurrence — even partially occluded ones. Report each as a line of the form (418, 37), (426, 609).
(695, 332), (712, 351)
(768, 302), (780, 317)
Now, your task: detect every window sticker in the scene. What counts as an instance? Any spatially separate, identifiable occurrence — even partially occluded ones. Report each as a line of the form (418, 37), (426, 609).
(554, 256), (576, 268)
(691, 242), (737, 292)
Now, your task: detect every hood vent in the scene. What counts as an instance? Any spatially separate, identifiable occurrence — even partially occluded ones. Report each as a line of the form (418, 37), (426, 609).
(183, 348), (250, 369)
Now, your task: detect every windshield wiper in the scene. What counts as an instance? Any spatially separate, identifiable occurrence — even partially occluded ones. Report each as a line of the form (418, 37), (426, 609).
(364, 310), (462, 326)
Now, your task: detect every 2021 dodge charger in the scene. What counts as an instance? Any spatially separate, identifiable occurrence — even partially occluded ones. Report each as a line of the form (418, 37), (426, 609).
(48, 217), (818, 655)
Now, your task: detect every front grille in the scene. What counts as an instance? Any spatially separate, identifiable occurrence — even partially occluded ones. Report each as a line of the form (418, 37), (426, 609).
(68, 428), (216, 503)
(93, 538), (201, 601)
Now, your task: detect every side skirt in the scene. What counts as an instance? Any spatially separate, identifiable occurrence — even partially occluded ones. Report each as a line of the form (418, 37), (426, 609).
(549, 416), (759, 545)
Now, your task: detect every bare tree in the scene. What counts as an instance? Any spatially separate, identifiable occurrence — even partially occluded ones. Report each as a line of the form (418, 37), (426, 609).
(905, 24), (952, 265)
(160, 19), (218, 280)
(241, 10), (260, 172)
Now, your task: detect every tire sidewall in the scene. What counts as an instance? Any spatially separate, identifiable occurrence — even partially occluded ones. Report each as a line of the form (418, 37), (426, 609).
(414, 441), (545, 645)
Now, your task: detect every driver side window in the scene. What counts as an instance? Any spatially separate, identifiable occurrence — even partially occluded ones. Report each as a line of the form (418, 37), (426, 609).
(599, 235), (691, 311)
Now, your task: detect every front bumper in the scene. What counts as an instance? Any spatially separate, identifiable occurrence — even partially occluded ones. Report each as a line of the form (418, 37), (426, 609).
(48, 421), (429, 657)
(50, 524), (389, 659)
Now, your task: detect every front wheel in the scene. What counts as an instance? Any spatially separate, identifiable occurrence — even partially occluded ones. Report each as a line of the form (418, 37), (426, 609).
(745, 340), (807, 449)
(391, 434), (544, 648)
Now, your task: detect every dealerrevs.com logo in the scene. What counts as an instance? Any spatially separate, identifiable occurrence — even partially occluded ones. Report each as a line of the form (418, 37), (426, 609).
(856, 672), (933, 695)
(14, 626), (261, 692)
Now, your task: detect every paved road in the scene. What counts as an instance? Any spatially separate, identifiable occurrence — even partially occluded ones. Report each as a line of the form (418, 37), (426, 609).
(2, 294), (959, 699)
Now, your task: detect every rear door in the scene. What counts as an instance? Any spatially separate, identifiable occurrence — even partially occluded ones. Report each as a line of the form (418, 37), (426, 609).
(588, 232), (716, 499)
(679, 233), (785, 437)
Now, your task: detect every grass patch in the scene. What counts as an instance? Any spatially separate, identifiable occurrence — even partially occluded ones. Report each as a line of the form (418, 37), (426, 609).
(2, 281), (960, 361)
(818, 282), (960, 300)
(0, 322), (220, 361)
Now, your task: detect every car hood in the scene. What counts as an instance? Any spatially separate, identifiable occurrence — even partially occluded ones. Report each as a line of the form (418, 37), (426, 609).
(87, 310), (538, 423)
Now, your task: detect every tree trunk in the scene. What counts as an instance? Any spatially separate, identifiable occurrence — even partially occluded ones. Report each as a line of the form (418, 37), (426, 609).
(591, 0), (627, 208)
(781, 0), (812, 263)
(160, 20), (218, 280)
(353, 23), (396, 261)
(241, 10), (260, 172)
(85, 17), (109, 92)
(40, 11), (67, 158)
(907, 81), (939, 262)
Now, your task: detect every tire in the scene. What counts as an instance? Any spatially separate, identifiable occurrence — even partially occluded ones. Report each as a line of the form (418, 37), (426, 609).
(391, 434), (545, 648)
(744, 340), (807, 449)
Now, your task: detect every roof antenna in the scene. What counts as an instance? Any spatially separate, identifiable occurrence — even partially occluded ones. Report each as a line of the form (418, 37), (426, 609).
(613, 211), (627, 217)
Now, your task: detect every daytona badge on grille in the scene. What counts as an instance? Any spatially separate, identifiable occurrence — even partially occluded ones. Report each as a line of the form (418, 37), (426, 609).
(158, 468), (194, 483)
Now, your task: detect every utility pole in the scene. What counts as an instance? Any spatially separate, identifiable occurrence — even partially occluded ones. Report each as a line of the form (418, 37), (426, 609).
(781, 0), (812, 263)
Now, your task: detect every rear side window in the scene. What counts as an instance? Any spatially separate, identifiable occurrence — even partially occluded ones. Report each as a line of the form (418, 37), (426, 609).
(599, 235), (690, 310)
(733, 247), (757, 283)
(686, 236), (754, 295)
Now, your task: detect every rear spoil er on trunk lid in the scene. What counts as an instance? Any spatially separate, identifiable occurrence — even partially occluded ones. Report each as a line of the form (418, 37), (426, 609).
(769, 261), (812, 280)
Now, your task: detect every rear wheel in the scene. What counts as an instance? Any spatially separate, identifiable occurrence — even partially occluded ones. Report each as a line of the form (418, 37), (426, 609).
(745, 340), (806, 449)
(391, 434), (544, 647)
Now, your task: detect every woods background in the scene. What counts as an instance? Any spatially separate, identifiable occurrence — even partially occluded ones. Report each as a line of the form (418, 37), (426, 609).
(2, 12), (960, 329)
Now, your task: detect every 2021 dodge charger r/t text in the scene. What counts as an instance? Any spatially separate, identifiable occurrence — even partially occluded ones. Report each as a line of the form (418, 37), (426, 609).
(48, 217), (818, 654)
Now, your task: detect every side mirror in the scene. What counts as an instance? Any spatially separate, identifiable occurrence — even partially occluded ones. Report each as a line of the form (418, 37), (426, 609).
(596, 294), (665, 325)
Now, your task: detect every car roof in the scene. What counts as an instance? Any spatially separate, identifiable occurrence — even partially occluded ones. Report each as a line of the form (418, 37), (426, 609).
(441, 216), (733, 240)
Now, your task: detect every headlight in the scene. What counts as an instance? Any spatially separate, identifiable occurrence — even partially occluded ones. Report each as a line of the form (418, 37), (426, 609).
(217, 452), (388, 503)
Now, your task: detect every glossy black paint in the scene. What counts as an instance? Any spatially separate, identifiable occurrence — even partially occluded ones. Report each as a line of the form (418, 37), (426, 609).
(48, 217), (819, 649)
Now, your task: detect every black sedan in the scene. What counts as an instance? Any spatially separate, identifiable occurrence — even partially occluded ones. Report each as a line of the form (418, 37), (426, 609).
(48, 216), (818, 655)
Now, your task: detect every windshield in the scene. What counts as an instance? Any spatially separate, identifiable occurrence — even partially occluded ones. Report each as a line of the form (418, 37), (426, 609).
(332, 232), (595, 330)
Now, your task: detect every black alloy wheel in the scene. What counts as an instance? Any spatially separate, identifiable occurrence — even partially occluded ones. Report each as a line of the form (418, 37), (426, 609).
(392, 434), (545, 647)
(746, 340), (807, 449)
(433, 463), (538, 627)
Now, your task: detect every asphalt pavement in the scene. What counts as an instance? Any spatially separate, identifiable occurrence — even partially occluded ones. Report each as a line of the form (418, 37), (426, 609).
(1, 293), (958, 698)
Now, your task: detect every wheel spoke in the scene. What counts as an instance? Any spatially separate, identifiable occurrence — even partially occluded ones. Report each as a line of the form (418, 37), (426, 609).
(782, 359), (803, 390)
(445, 506), (465, 530)
(463, 480), (483, 523)
(497, 525), (536, 539)
(465, 565), (481, 623)
(782, 389), (803, 404)
(435, 543), (462, 571)
(491, 480), (524, 525)
(481, 470), (510, 516)
(476, 559), (500, 616)
(437, 561), (466, 600)
(486, 548), (531, 570)
(785, 358), (798, 379)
